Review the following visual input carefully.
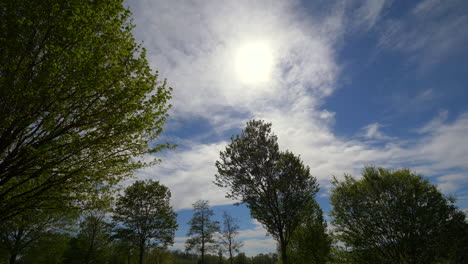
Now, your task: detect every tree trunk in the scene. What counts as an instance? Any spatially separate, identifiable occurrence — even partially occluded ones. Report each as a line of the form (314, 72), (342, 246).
(280, 240), (288, 264)
(229, 248), (233, 264)
(9, 252), (17, 264)
(139, 243), (145, 264)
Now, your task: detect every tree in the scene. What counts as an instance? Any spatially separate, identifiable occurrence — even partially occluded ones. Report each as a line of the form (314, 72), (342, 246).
(63, 211), (113, 264)
(0, 0), (173, 220)
(113, 180), (178, 264)
(219, 211), (243, 264)
(185, 200), (220, 264)
(215, 120), (319, 264)
(0, 209), (74, 264)
(287, 202), (331, 264)
(233, 253), (251, 264)
(330, 166), (468, 264)
(19, 232), (71, 264)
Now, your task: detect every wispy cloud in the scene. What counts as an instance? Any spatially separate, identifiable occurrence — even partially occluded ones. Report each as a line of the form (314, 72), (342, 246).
(378, 0), (468, 71)
(130, 0), (468, 207)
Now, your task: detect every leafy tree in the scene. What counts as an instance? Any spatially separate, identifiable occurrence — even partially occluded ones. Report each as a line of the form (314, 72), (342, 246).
(113, 180), (178, 264)
(185, 200), (220, 264)
(233, 253), (251, 264)
(215, 120), (319, 264)
(18, 232), (71, 264)
(63, 211), (113, 264)
(219, 211), (243, 264)
(0, 209), (74, 264)
(330, 166), (468, 264)
(288, 202), (331, 264)
(250, 253), (278, 264)
(0, 0), (173, 220)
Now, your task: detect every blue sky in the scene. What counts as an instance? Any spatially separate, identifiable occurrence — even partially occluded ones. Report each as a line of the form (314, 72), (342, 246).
(125, 0), (468, 256)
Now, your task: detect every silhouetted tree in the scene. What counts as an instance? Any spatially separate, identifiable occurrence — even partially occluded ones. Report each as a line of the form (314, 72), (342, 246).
(330, 166), (468, 264)
(219, 211), (243, 264)
(113, 180), (177, 264)
(186, 200), (220, 264)
(215, 120), (319, 264)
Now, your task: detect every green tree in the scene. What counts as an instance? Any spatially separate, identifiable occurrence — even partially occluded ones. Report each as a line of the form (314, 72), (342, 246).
(219, 211), (243, 264)
(0, 0), (173, 220)
(185, 200), (220, 264)
(63, 211), (113, 264)
(215, 120), (319, 264)
(18, 232), (71, 264)
(288, 202), (331, 264)
(233, 253), (251, 264)
(113, 180), (178, 264)
(330, 166), (468, 264)
(0, 209), (74, 264)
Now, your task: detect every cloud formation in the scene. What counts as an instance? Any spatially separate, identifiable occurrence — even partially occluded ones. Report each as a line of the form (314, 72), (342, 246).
(127, 0), (468, 255)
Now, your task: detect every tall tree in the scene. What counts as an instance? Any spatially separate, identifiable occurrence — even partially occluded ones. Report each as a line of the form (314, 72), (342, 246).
(185, 200), (220, 264)
(219, 211), (243, 264)
(215, 120), (319, 264)
(330, 166), (468, 264)
(113, 180), (177, 264)
(287, 202), (331, 264)
(0, 0), (173, 220)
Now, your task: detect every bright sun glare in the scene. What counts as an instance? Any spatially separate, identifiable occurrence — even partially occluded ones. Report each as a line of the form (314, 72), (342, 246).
(234, 41), (274, 84)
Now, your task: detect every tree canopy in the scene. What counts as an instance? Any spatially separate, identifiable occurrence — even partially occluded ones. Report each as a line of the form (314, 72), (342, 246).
(0, 0), (173, 220)
(330, 166), (468, 264)
(113, 180), (177, 264)
(215, 120), (319, 264)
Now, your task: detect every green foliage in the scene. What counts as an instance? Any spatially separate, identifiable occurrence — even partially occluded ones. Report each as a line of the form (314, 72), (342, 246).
(215, 120), (319, 264)
(0, 0), (173, 220)
(62, 212), (113, 264)
(288, 202), (331, 264)
(186, 200), (220, 264)
(0, 208), (75, 264)
(233, 253), (252, 264)
(20, 232), (72, 264)
(113, 180), (178, 264)
(250, 253), (278, 264)
(330, 166), (468, 264)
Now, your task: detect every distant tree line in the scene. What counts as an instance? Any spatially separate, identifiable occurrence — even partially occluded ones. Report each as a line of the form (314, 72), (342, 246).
(1, 0), (467, 263)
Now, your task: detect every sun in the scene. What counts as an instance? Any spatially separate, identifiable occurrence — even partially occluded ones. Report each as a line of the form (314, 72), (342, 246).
(234, 41), (274, 84)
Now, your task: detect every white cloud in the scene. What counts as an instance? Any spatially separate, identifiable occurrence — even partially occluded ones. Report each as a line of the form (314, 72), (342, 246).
(362, 123), (393, 140)
(437, 173), (468, 193)
(354, 0), (389, 30)
(125, 0), (468, 255)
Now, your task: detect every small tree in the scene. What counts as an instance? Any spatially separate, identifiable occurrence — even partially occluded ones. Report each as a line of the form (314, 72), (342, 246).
(219, 211), (243, 264)
(215, 120), (319, 264)
(185, 200), (220, 264)
(63, 211), (113, 264)
(113, 180), (177, 264)
(330, 166), (468, 264)
(287, 202), (331, 264)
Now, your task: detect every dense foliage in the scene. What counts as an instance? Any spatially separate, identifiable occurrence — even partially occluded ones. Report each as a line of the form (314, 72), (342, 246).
(113, 180), (178, 264)
(0, 0), (173, 220)
(215, 120), (319, 264)
(330, 166), (468, 264)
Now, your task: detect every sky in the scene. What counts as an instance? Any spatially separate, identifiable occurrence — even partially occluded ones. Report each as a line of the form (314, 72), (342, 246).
(125, 0), (468, 257)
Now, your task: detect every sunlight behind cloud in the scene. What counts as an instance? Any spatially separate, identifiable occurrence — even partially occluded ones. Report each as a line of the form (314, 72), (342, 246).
(234, 41), (274, 84)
